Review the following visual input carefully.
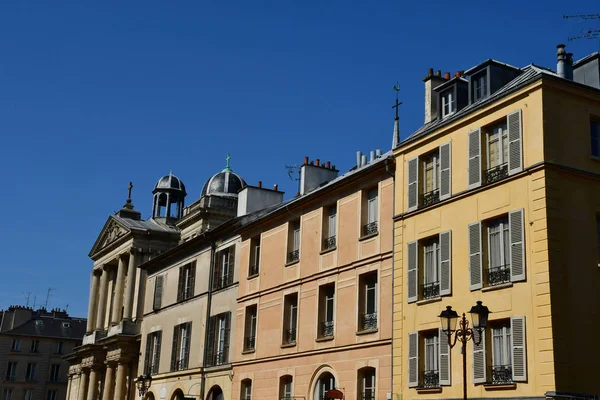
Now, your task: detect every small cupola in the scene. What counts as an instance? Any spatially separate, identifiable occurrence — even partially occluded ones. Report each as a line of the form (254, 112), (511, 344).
(152, 172), (187, 222)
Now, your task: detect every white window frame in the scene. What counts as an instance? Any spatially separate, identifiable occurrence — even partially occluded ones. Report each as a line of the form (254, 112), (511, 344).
(315, 373), (336, 400)
(6, 362), (17, 380)
(367, 188), (378, 224)
(424, 333), (439, 372)
(25, 362), (36, 381)
(474, 73), (488, 101)
(492, 324), (512, 367)
(282, 376), (293, 398)
(24, 389), (33, 400)
(3, 388), (13, 400)
(365, 278), (377, 315)
(328, 206), (337, 239)
(50, 364), (60, 382)
(441, 90), (455, 118)
(293, 227), (300, 252)
(217, 316), (226, 358)
(487, 217), (509, 270)
(486, 123), (508, 169)
(11, 339), (19, 351)
(325, 290), (335, 323)
(242, 380), (252, 400)
(150, 334), (160, 374)
(220, 251), (230, 282)
(361, 369), (376, 398)
(55, 341), (63, 354)
(422, 152), (440, 194)
(30, 340), (39, 353)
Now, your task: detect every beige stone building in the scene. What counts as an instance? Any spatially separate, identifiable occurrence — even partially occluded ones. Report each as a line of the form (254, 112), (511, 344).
(0, 306), (86, 400)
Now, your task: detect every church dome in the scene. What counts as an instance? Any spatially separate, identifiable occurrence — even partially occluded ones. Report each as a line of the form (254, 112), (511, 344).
(153, 173), (187, 195)
(201, 155), (246, 197)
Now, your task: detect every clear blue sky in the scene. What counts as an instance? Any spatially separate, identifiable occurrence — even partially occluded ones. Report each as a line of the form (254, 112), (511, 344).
(0, 1), (598, 317)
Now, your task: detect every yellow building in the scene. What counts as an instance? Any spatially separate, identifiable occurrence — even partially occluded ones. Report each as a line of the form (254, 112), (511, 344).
(392, 47), (600, 400)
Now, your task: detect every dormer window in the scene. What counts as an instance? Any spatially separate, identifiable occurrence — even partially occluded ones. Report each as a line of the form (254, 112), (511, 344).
(441, 89), (455, 118)
(473, 72), (488, 101)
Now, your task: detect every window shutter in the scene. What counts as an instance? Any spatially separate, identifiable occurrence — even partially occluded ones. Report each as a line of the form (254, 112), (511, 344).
(170, 326), (179, 371)
(509, 209), (526, 282)
(468, 129), (482, 189)
(144, 335), (151, 375)
(205, 316), (216, 366)
(153, 276), (163, 310)
(439, 142), (452, 200)
(228, 247), (235, 286)
(188, 262), (196, 297)
(439, 230), (452, 296)
(472, 328), (486, 384)
(155, 331), (162, 373)
(408, 332), (419, 388)
(407, 157), (419, 211)
(508, 110), (523, 175)
(407, 241), (418, 303)
(438, 328), (451, 386)
(184, 323), (192, 369)
(511, 316), (527, 382)
(469, 222), (483, 291)
(223, 312), (231, 363)
(212, 252), (222, 290)
(177, 267), (184, 302)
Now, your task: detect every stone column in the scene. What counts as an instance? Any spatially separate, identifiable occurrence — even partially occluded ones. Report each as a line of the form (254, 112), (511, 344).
(123, 251), (138, 321)
(111, 255), (127, 325)
(102, 364), (115, 400)
(114, 363), (128, 400)
(66, 375), (73, 400)
(86, 367), (99, 400)
(78, 370), (89, 400)
(95, 266), (109, 331)
(86, 271), (100, 333)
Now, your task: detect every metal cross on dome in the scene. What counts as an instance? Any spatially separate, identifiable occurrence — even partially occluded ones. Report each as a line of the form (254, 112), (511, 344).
(392, 82), (402, 119)
(223, 153), (232, 172)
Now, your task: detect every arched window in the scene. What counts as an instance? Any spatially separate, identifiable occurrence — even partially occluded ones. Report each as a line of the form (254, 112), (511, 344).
(240, 379), (252, 400)
(171, 389), (185, 400)
(313, 372), (335, 400)
(279, 375), (293, 400)
(357, 367), (376, 400)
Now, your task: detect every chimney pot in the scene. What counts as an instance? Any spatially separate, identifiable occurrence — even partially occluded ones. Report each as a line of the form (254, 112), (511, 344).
(369, 151), (375, 162)
(436, 70), (441, 77)
(310, 161), (314, 165)
(258, 181), (262, 188)
(326, 161), (331, 169)
(273, 184), (278, 191)
(332, 165), (336, 170)
(428, 68), (433, 76)
(304, 156), (309, 165)
(455, 71), (461, 78)
(315, 159), (320, 167)
(444, 72), (451, 80)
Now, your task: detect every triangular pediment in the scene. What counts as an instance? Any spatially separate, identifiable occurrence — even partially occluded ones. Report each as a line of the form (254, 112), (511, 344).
(89, 216), (132, 258)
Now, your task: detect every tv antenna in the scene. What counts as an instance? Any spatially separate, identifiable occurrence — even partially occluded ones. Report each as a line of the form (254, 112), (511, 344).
(44, 288), (55, 310)
(564, 14), (600, 42)
(285, 164), (302, 196)
(22, 292), (31, 307)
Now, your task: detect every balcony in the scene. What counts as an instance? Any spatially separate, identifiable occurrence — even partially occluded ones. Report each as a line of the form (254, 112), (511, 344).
(320, 321), (334, 338)
(420, 370), (440, 389)
(244, 336), (256, 351)
(206, 347), (229, 367)
(173, 358), (188, 371)
(485, 163), (508, 185)
(288, 249), (300, 263)
(249, 264), (259, 277)
(489, 365), (513, 385)
(283, 328), (297, 345)
(359, 312), (378, 331)
(363, 221), (378, 236)
(420, 189), (440, 207)
(486, 265), (511, 286)
(323, 236), (336, 250)
(359, 392), (375, 400)
(421, 281), (440, 300)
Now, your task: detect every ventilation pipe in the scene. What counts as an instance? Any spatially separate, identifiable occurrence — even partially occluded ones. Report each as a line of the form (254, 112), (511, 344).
(356, 151), (362, 167)
(369, 151), (375, 162)
(361, 155), (367, 167)
(557, 44), (567, 79)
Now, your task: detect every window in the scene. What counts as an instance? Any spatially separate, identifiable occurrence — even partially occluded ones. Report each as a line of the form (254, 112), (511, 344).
(314, 372), (335, 400)
(491, 322), (512, 384)
(363, 188), (379, 236)
(177, 262), (196, 302)
(49, 364), (60, 382)
(484, 122), (509, 184)
(206, 312), (231, 367)
(24, 390), (32, 400)
(243, 305), (257, 352)
(287, 220), (301, 263)
(144, 331), (162, 375)
(282, 293), (298, 345)
(11, 339), (20, 351)
(249, 236), (261, 276)
(213, 246), (235, 290)
(473, 72), (488, 101)
(25, 362), (37, 381)
(590, 120), (600, 157)
(170, 322), (192, 371)
(441, 89), (455, 118)
(407, 143), (451, 211)
(5, 362), (17, 381)
(358, 272), (377, 331)
(358, 368), (376, 400)
(47, 390), (57, 400)
(407, 231), (452, 303)
(408, 329), (450, 389)
(423, 237), (440, 299)
(280, 375), (293, 400)
(322, 205), (337, 250)
(240, 379), (252, 400)
(2, 388), (12, 400)
(486, 216), (510, 286)
(423, 332), (439, 387)
(153, 275), (164, 311)
(318, 284), (335, 339)
(55, 341), (64, 355)
(30, 340), (39, 353)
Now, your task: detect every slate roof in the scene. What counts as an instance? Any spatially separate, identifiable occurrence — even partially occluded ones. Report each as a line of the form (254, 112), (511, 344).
(3, 316), (86, 340)
(112, 214), (180, 234)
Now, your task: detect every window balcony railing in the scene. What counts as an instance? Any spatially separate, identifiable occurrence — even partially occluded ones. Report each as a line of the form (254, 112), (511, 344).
(421, 281), (440, 300)
(173, 358), (189, 371)
(485, 264), (511, 286)
(206, 347), (229, 367)
(359, 392), (375, 400)
(489, 365), (513, 385)
(249, 264), (259, 276)
(320, 321), (334, 338)
(323, 236), (336, 250)
(420, 189), (440, 207)
(485, 163), (508, 185)
(420, 370), (440, 388)
(244, 336), (256, 351)
(288, 249), (300, 263)
(363, 221), (378, 236)
(283, 328), (297, 344)
(359, 312), (378, 331)
(214, 274), (231, 290)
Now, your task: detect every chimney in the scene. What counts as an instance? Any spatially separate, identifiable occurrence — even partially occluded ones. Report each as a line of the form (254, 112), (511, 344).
(300, 157), (339, 195)
(423, 68), (449, 124)
(557, 44), (567, 79)
(566, 53), (574, 80)
(326, 161), (331, 169)
(376, 149), (382, 158)
(369, 151), (375, 162)
(258, 181), (262, 188)
(237, 183), (284, 216)
(356, 151), (362, 168)
(444, 72), (451, 80)
(361, 154), (367, 167)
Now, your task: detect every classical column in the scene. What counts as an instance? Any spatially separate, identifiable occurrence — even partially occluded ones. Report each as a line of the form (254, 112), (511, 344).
(111, 255), (127, 325)
(86, 367), (99, 400)
(95, 266), (109, 330)
(114, 363), (128, 400)
(102, 364), (115, 400)
(78, 370), (89, 400)
(86, 271), (100, 333)
(66, 375), (73, 400)
(123, 251), (138, 321)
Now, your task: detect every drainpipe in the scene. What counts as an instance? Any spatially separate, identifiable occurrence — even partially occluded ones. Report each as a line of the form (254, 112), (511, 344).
(384, 156), (396, 399)
(200, 240), (216, 400)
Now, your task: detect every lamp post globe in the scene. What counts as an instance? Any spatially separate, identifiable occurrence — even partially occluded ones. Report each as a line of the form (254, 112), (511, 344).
(439, 305), (459, 333)
(469, 300), (491, 330)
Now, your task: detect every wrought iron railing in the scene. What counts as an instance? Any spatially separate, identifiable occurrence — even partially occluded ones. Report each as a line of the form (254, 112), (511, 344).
(486, 264), (511, 286)
(244, 336), (256, 351)
(283, 328), (297, 344)
(206, 347), (229, 367)
(359, 392), (375, 400)
(320, 321), (334, 338)
(489, 365), (513, 384)
(249, 264), (259, 276)
(323, 236), (337, 250)
(360, 312), (378, 331)
(363, 221), (378, 236)
(485, 163), (508, 185)
(288, 249), (300, 263)
(173, 358), (188, 371)
(420, 189), (440, 207)
(422, 281), (440, 300)
(214, 274), (231, 290)
(420, 369), (440, 388)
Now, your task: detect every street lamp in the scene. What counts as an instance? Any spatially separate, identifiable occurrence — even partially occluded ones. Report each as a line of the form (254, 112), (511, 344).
(438, 301), (491, 400)
(135, 374), (152, 398)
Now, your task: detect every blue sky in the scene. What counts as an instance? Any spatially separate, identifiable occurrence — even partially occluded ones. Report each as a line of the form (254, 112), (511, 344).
(0, 1), (598, 317)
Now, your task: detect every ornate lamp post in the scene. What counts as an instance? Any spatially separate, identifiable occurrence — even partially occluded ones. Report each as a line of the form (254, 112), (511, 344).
(438, 301), (491, 400)
(135, 374), (152, 399)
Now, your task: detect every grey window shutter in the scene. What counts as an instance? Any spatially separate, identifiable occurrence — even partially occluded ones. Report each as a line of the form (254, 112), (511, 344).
(153, 275), (163, 310)
(438, 328), (451, 386)
(212, 252), (222, 290)
(188, 262), (196, 298)
(228, 247), (235, 286)
(155, 331), (162, 374)
(508, 110), (523, 175)
(472, 328), (486, 384)
(177, 267), (184, 302)
(184, 323), (192, 370)
(144, 334), (152, 375)
(223, 312), (231, 363)
(408, 331), (419, 388)
(469, 222), (483, 291)
(509, 209), (526, 282)
(439, 231), (452, 296)
(170, 325), (179, 371)
(407, 157), (419, 211)
(439, 142), (452, 200)
(468, 129), (482, 189)
(511, 316), (527, 382)
(205, 316), (216, 366)
(407, 241), (419, 303)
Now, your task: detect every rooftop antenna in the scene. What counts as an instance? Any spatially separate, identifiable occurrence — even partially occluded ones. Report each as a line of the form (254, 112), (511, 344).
(285, 164), (302, 196)
(564, 14), (600, 44)
(65, 304), (69, 312)
(23, 292), (31, 307)
(44, 288), (55, 310)
(32, 295), (37, 310)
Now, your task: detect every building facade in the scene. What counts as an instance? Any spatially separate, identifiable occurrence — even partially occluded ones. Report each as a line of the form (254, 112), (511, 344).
(392, 47), (600, 400)
(0, 306), (86, 400)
